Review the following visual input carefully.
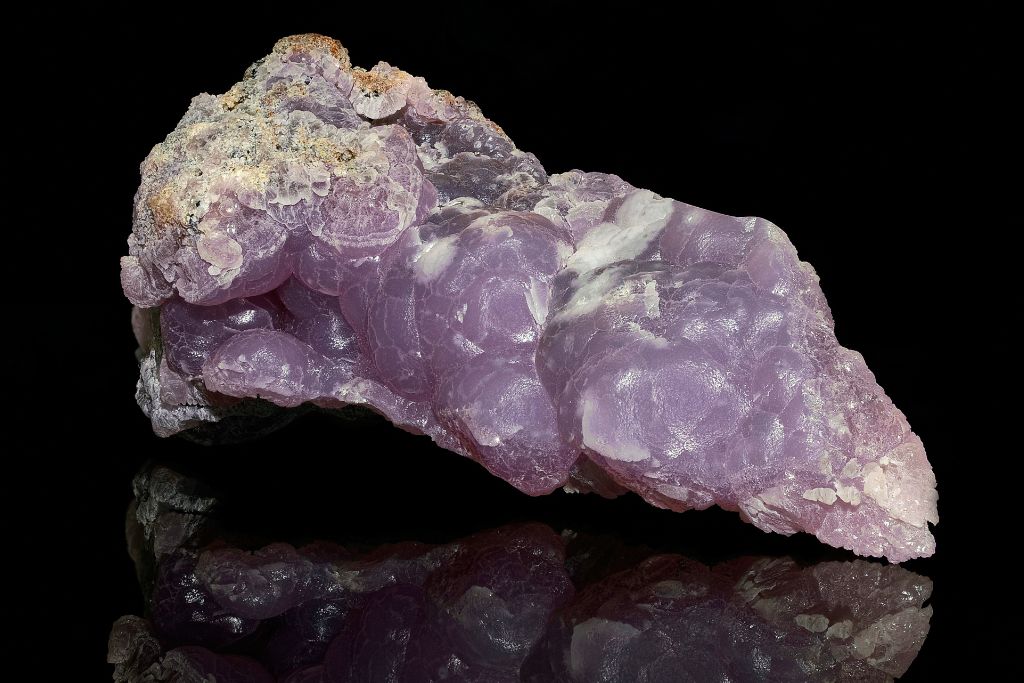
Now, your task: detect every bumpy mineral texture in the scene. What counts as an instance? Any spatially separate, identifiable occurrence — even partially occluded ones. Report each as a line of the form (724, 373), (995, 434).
(121, 35), (938, 561)
(109, 466), (931, 681)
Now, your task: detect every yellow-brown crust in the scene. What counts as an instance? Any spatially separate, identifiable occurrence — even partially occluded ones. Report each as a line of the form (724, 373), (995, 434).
(147, 186), (181, 229)
(272, 34), (351, 70)
(261, 78), (309, 109)
(351, 65), (410, 95)
(137, 34), (511, 235)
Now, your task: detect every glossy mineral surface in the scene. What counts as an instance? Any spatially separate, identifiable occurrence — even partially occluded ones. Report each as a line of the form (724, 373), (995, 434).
(109, 466), (932, 682)
(121, 35), (937, 561)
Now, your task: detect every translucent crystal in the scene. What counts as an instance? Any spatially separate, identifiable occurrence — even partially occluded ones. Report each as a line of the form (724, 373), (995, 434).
(121, 35), (937, 561)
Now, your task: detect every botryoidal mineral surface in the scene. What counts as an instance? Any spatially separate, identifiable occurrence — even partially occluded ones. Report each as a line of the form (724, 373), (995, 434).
(120, 35), (938, 561)
(109, 466), (931, 682)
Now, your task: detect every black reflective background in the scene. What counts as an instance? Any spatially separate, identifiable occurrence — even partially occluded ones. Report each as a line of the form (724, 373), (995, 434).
(111, 452), (934, 681)
(21, 3), (999, 679)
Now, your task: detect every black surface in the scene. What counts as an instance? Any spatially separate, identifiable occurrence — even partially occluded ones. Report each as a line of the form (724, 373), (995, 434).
(20, 3), (999, 678)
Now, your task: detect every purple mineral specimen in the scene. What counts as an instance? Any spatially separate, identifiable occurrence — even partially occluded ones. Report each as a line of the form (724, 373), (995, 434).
(121, 35), (937, 561)
(109, 466), (932, 681)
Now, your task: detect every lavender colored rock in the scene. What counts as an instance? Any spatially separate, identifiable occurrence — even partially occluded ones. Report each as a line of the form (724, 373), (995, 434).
(109, 466), (932, 681)
(121, 35), (938, 561)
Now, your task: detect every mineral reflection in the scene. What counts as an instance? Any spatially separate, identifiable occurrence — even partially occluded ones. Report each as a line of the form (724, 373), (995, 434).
(109, 467), (931, 681)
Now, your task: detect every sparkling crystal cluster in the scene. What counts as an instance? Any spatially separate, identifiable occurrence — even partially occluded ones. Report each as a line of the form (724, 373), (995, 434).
(121, 35), (938, 560)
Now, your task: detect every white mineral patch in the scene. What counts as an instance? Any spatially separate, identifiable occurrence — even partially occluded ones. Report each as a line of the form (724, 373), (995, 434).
(828, 413), (851, 436)
(643, 280), (660, 317)
(525, 277), (550, 326)
(842, 458), (861, 478)
(197, 233), (243, 270)
(551, 265), (628, 323)
(835, 483), (862, 505)
(802, 487), (837, 505)
(740, 487), (799, 534)
(480, 221), (515, 242)
(626, 322), (670, 348)
(862, 461), (890, 507)
(565, 189), (672, 275)
(653, 483), (691, 503)
(413, 234), (459, 283)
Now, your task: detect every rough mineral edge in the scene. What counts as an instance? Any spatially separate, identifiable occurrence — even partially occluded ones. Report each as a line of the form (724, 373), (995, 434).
(108, 465), (932, 682)
(120, 34), (938, 561)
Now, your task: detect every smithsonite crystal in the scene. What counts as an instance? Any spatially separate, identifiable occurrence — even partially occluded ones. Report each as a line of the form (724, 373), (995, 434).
(121, 35), (938, 561)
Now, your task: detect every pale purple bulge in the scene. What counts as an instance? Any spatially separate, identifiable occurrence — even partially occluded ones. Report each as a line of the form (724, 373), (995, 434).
(121, 35), (938, 561)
